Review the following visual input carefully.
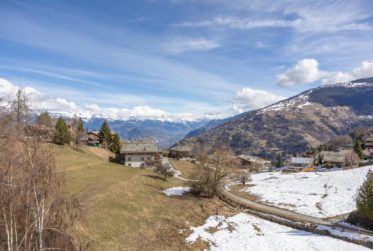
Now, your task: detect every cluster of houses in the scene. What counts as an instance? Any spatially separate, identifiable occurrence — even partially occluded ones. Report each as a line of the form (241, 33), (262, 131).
(79, 129), (373, 172)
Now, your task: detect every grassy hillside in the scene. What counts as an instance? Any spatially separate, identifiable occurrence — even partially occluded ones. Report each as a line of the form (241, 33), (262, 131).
(55, 146), (228, 250)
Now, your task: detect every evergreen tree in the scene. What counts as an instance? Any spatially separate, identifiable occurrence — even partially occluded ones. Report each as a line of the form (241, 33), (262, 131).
(354, 138), (363, 159)
(356, 170), (373, 221)
(98, 120), (112, 148)
(37, 111), (52, 127)
(316, 153), (324, 166)
(109, 133), (121, 154)
(53, 117), (71, 145)
(275, 153), (283, 168)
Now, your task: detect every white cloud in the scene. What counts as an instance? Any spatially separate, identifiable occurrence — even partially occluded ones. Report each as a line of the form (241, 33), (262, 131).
(277, 59), (325, 86)
(232, 87), (285, 113)
(0, 78), (217, 122)
(277, 59), (373, 86)
(352, 61), (373, 79)
(0, 78), (19, 98)
(164, 37), (220, 54)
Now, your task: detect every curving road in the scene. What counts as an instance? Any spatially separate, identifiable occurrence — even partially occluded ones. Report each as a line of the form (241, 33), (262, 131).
(218, 179), (373, 237)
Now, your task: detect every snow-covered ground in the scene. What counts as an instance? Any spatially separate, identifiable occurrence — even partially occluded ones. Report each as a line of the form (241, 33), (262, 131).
(243, 166), (373, 218)
(186, 213), (370, 251)
(163, 186), (190, 196)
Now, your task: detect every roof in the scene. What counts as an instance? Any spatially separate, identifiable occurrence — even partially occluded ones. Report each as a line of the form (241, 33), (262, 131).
(291, 157), (313, 164)
(320, 151), (346, 163)
(169, 145), (192, 152)
(120, 139), (157, 154)
(238, 155), (271, 164)
(366, 136), (373, 142)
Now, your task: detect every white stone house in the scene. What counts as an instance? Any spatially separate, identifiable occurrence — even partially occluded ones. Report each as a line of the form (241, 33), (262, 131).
(120, 139), (158, 167)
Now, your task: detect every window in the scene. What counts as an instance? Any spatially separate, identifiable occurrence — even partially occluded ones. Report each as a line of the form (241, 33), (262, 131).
(147, 157), (151, 160)
(140, 157), (144, 161)
(127, 157), (131, 161)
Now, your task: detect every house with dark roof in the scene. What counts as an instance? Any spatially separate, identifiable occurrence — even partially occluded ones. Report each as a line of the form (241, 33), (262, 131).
(80, 131), (101, 147)
(169, 145), (193, 159)
(237, 155), (271, 172)
(120, 139), (158, 167)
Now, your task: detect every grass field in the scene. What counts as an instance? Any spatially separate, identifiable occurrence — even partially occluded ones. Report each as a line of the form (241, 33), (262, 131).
(55, 146), (230, 250)
(169, 159), (199, 179)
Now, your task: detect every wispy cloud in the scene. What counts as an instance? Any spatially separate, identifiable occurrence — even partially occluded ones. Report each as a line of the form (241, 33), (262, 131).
(164, 37), (220, 54)
(176, 15), (371, 32)
(0, 5), (239, 102)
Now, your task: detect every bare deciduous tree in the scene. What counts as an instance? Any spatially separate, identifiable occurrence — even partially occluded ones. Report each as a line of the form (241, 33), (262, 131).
(190, 147), (230, 198)
(0, 92), (82, 251)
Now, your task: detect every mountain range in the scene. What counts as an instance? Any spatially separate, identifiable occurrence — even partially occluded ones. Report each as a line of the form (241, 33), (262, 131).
(175, 78), (373, 158)
(84, 117), (212, 149)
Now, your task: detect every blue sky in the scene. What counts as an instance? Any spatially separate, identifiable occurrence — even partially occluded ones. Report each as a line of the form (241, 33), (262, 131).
(1, 0), (373, 121)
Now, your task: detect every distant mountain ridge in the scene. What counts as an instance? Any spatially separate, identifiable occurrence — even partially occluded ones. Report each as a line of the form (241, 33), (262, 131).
(177, 78), (373, 158)
(84, 117), (210, 148)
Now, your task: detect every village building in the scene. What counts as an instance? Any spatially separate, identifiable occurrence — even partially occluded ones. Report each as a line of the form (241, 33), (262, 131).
(288, 157), (314, 169)
(169, 145), (193, 159)
(237, 155), (271, 172)
(80, 131), (101, 147)
(120, 139), (158, 167)
(320, 150), (349, 167)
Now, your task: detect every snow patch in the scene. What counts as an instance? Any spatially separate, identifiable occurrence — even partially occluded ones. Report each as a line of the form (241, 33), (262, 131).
(163, 187), (191, 196)
(186, 213), (370, 251)
(245, 166), (373, 218)
(317, 225), (373, 243)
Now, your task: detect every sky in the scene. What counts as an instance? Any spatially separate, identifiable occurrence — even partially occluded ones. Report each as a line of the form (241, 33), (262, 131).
(1, 0), (373, 121)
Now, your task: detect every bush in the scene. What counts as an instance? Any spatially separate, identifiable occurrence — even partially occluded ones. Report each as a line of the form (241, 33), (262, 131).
(154, 163), (175, 181)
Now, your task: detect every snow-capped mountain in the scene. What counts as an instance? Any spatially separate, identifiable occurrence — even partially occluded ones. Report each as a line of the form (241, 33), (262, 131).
(84, 117), (211, 148)
(177, 77), (373, 158)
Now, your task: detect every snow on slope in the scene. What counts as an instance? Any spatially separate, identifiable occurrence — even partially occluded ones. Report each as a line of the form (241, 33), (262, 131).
(258, 79), (373, 114)
(163, 187), (190, 196)
(186, 213), (370, 251)
(244, 166), (373, 218)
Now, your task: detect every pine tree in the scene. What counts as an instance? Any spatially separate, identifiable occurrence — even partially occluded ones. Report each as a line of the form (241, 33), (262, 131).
(109, 133), (121, 154)
(275, 153), (283, 168)
(37, 111), (52, 127)
(356, 170), (373, 221)
(53, 117), (71, 145)
(354, 138), (363, 159)
(316, 153), (324, 166)
(98, 120), (112, 148)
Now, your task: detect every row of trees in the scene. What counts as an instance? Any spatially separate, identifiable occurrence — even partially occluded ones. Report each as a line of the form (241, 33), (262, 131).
(38, 111), (121, 154)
